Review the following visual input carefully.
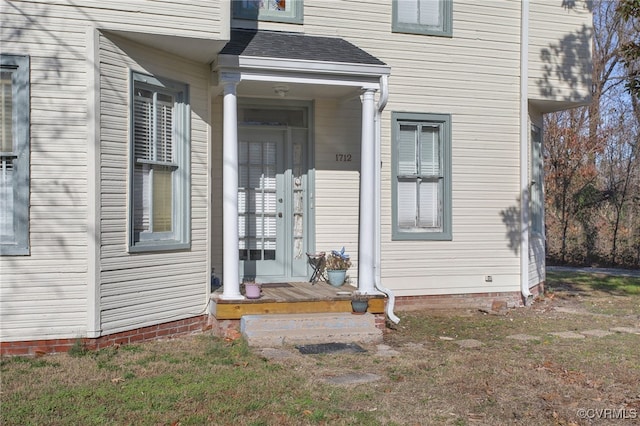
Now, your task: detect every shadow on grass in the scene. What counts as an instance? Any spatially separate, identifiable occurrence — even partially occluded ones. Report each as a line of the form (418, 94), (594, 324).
(546, 271), (640, 296)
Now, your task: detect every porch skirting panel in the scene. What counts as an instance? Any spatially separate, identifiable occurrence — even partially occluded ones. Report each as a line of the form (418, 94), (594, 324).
(211, 281), (385, 319)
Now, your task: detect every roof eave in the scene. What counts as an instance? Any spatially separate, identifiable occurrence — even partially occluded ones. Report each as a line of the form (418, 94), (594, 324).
(214, 54), (391, 79)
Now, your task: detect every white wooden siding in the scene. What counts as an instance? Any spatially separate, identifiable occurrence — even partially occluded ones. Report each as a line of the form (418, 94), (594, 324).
(529, 0), (592, 104)
(0, 2), (89, 341)
(3, 1), (225, 41)
(98, 33), (210, 335)
(314, 98), (362, 284)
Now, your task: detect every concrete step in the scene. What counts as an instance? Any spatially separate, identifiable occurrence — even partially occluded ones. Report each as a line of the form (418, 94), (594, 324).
(240, 312), (383, 347)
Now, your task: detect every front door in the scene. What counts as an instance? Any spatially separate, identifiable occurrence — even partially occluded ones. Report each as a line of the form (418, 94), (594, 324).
(238, 107), (311, 282)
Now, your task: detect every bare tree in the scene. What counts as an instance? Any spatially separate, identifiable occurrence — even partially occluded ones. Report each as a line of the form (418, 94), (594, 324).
(545, 0), (640, 267)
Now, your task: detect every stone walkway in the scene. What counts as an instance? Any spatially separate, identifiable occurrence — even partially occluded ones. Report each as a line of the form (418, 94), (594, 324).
(256, 326), (639, 386)
(504, 326), (639, 342)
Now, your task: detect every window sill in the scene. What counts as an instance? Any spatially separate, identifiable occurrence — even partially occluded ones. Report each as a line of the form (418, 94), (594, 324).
(129, 241), (190, 253)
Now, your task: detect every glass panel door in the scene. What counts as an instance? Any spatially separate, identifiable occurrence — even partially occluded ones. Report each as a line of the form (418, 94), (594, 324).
(238, 128), (285, 279)
(238, 104), (311, 283)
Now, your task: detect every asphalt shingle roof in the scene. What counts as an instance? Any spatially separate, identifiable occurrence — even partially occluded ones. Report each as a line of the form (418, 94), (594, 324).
(220, 29), (386, 66)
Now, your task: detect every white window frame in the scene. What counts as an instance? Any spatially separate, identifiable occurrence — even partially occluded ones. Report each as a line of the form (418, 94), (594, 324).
(392, 112), (452, 241)
(232, 0), (303, 24)
(128, 71), (190, 252)
(392, 0), (453, 37)
(0, 54), (30, 256)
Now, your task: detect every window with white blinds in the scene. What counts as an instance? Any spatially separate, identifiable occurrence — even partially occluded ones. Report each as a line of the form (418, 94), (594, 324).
(392, 112), (451, 241)
(0, 55), (29, 256)
(392, 0), (452, 37)
(129, 72), (190, 252)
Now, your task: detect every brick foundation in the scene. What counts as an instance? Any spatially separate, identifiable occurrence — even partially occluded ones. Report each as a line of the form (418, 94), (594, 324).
(2, 287), (545, 356)
(393, 289), (539, 312)
(1, 315), (209, 357)
(530, 281), (545, 299)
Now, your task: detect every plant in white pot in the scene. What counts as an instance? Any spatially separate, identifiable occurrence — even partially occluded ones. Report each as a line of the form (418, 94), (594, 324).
(325, 247), (351, 287)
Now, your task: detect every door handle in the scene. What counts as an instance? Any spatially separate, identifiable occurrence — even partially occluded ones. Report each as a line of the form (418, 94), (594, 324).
(278, 212), (283, 218)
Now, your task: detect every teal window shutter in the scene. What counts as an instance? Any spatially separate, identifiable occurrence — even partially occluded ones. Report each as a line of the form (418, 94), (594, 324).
(129, 72), (190, 252)
(392, 0), (453, 37)
(0, 54), (30, 256)
(392, 112), (452, 241)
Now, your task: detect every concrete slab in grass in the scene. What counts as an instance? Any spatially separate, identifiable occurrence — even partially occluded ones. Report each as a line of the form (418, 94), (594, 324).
(581, 329), (614, 337)
(454, 339), (483, 348)
(506, 334), (541, 342)
(610, 327), (640, 335)
(320, 372), (382, 386)
(549, 331), (585, 339)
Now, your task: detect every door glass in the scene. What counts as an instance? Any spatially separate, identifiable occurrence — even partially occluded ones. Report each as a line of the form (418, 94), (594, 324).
(240, 108), (305, 127)
(238, 139), (278, 261)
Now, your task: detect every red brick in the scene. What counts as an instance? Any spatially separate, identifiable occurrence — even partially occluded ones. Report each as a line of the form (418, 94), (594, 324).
(0, 315), (212, 356)
(156, 329), (172, 337)
(129, 333), (145, 343)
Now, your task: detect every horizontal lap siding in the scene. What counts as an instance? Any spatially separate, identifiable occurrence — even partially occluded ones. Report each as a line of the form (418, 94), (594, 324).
(304, 1), (523, 296)
(5, 0), (224, 40)
(314, 98), (362, 283)
(0, 3), (89, 340)
(529, 1), (592, 103)
(98, 33), (210, 335)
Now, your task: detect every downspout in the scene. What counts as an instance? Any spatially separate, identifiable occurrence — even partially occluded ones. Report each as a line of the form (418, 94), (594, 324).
(374, 74), (400, 324)
(520, 0), (533, 305)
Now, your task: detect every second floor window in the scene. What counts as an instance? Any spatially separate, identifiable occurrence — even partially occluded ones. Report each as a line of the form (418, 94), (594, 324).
(393, 0), (452, 37)
(233, 0), (303, 24)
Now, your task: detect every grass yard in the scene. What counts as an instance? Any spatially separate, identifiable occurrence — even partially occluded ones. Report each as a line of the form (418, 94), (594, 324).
(2, 270), (639, 425)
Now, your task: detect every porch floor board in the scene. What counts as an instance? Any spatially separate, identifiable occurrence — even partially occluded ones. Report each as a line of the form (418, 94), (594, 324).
(211, 281), (385, 319)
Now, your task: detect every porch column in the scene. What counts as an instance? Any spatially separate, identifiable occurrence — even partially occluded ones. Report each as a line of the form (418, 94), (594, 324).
(358, 89), (376, 294)
(221, 77), (243, 300)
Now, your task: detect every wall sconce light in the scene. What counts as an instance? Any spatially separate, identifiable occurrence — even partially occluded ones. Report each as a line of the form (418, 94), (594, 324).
(273, 84), (289, 97)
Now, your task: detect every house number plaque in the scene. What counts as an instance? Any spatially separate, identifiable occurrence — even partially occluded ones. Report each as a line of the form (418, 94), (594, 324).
(335, 153), (352, 162)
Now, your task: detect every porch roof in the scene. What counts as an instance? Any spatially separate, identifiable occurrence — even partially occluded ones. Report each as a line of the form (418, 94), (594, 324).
(220, 29), (387, 66)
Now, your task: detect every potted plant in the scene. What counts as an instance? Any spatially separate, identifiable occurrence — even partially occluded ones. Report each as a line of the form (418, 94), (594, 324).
(351, 292), (369, 314)
(243, 279), (262, 299)
(325, 247), (351, 287)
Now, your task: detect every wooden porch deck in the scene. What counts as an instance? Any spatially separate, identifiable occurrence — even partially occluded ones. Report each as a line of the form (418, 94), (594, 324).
(211, 281), (385, 319)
